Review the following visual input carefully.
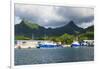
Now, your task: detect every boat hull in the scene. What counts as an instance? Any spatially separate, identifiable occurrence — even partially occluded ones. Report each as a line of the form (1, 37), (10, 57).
(38, 44), (63, 48)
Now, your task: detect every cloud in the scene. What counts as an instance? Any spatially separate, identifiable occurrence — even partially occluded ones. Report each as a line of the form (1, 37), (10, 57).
(15, 4), (94, 28)
(14, 16), (22, 24)
(77, 20), (94, 28)
(55, 6), (94, 25)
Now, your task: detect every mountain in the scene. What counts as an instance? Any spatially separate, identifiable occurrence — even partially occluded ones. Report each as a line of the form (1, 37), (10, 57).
(54, 21), (83, 34)
(44, 21), (84, 36)
(15, 20), (45, 38)
(79, 25), (94, 40)
(80, 25), (94, 34)
(15, 20), (84, 39)
(85, 25), (94, 32)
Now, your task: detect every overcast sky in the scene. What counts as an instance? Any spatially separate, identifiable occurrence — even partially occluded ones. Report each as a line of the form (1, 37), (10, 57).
(15, 4), (94, 28)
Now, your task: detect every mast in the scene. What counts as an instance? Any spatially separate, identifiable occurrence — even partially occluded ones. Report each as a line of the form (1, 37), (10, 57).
(32, 33), (34, 40)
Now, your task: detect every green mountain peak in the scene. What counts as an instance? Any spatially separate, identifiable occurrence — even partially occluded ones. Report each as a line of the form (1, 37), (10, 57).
(21, 19), (40, 29)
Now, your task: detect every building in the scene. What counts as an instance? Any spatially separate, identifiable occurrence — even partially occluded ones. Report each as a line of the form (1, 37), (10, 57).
(15, 40), (39, 48)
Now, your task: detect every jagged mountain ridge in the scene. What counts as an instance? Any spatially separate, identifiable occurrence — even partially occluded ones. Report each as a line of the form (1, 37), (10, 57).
(15, 20), (86, 38)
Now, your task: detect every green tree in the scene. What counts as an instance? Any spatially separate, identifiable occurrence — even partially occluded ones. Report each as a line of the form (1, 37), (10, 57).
(59, 33), (74, 44)
(79, 32), (94, 41)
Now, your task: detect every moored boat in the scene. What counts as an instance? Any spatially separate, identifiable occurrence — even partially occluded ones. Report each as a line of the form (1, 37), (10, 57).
(37, 41), (63, 48)
(71, 41), (80, 48)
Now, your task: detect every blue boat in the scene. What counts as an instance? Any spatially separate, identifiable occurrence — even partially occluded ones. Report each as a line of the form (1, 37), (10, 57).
(37, 41), (63, 48)
(71, 41), (80, 48)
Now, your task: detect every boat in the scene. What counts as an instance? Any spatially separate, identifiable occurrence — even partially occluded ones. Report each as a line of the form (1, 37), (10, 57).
(71, 41), (80, 48)
(37, 41), (63, 48)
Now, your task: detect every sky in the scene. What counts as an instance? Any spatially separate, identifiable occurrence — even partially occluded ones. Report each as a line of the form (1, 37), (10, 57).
(15, 4), (94, 28)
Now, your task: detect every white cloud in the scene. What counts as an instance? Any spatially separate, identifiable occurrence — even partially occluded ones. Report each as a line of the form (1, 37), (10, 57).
(14, 16), (22, 24)
(67, 7), (93, 17)
(77, 20), (94, 28)
(15, 4), (66, 25)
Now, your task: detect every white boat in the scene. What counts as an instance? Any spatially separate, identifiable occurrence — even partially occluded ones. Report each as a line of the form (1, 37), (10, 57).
(71, 41), (80, 48)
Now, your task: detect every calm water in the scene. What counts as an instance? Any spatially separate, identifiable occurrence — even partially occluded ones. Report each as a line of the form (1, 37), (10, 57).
(15, 47), (94, 65)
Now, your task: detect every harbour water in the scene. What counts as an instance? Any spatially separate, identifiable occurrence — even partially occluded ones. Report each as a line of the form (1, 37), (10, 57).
(15, 47), (94, 65)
